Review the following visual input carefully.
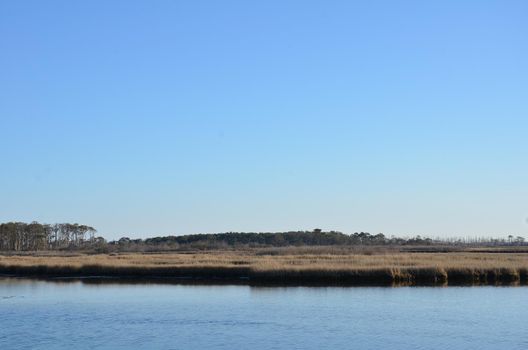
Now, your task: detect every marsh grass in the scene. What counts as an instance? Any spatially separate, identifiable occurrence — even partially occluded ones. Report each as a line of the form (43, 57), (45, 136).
(1, 249), (527, 285)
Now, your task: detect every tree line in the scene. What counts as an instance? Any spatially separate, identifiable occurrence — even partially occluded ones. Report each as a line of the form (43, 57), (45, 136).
(113, 229), (527, 251)
(0, 222), (104, 251)
(0, 222), (526, 252)
(140, 230), (389, 248)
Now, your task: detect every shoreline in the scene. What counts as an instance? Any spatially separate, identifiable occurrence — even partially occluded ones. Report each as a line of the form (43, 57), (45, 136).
(2, 250), (528, 287)
(1, 265), (527, 287)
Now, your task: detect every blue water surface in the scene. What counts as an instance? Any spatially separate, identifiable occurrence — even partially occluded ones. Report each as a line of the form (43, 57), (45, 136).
(1, 278), (527, 350)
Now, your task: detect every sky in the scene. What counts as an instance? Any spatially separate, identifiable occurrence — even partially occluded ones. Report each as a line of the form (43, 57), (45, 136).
(1, 1), (527, 240)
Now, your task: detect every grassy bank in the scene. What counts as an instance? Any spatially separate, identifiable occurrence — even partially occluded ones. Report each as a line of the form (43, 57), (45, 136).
(1, 249), (527, 286)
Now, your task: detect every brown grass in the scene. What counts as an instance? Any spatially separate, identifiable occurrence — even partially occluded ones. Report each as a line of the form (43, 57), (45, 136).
(1, 249), (527, 286)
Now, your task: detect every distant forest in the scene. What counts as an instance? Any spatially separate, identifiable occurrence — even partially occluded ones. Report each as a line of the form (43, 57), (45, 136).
(0, 222), (526, 252)
(0, 222), (102, 251)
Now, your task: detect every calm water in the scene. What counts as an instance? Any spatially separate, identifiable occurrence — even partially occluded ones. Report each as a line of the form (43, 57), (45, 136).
(1, 278), (527, 350)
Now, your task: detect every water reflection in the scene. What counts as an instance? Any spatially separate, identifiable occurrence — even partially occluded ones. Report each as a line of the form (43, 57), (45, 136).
(0, 276), (524, 288)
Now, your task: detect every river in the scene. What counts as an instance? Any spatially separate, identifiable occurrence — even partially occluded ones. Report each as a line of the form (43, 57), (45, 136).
(1, 278), (527, 349)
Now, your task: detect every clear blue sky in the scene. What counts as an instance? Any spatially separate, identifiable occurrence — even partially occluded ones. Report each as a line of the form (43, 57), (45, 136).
(1, 1), (527, 240)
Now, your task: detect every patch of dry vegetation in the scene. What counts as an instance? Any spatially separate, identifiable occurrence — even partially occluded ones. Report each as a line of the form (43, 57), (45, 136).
(1, 248), (527, 285)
